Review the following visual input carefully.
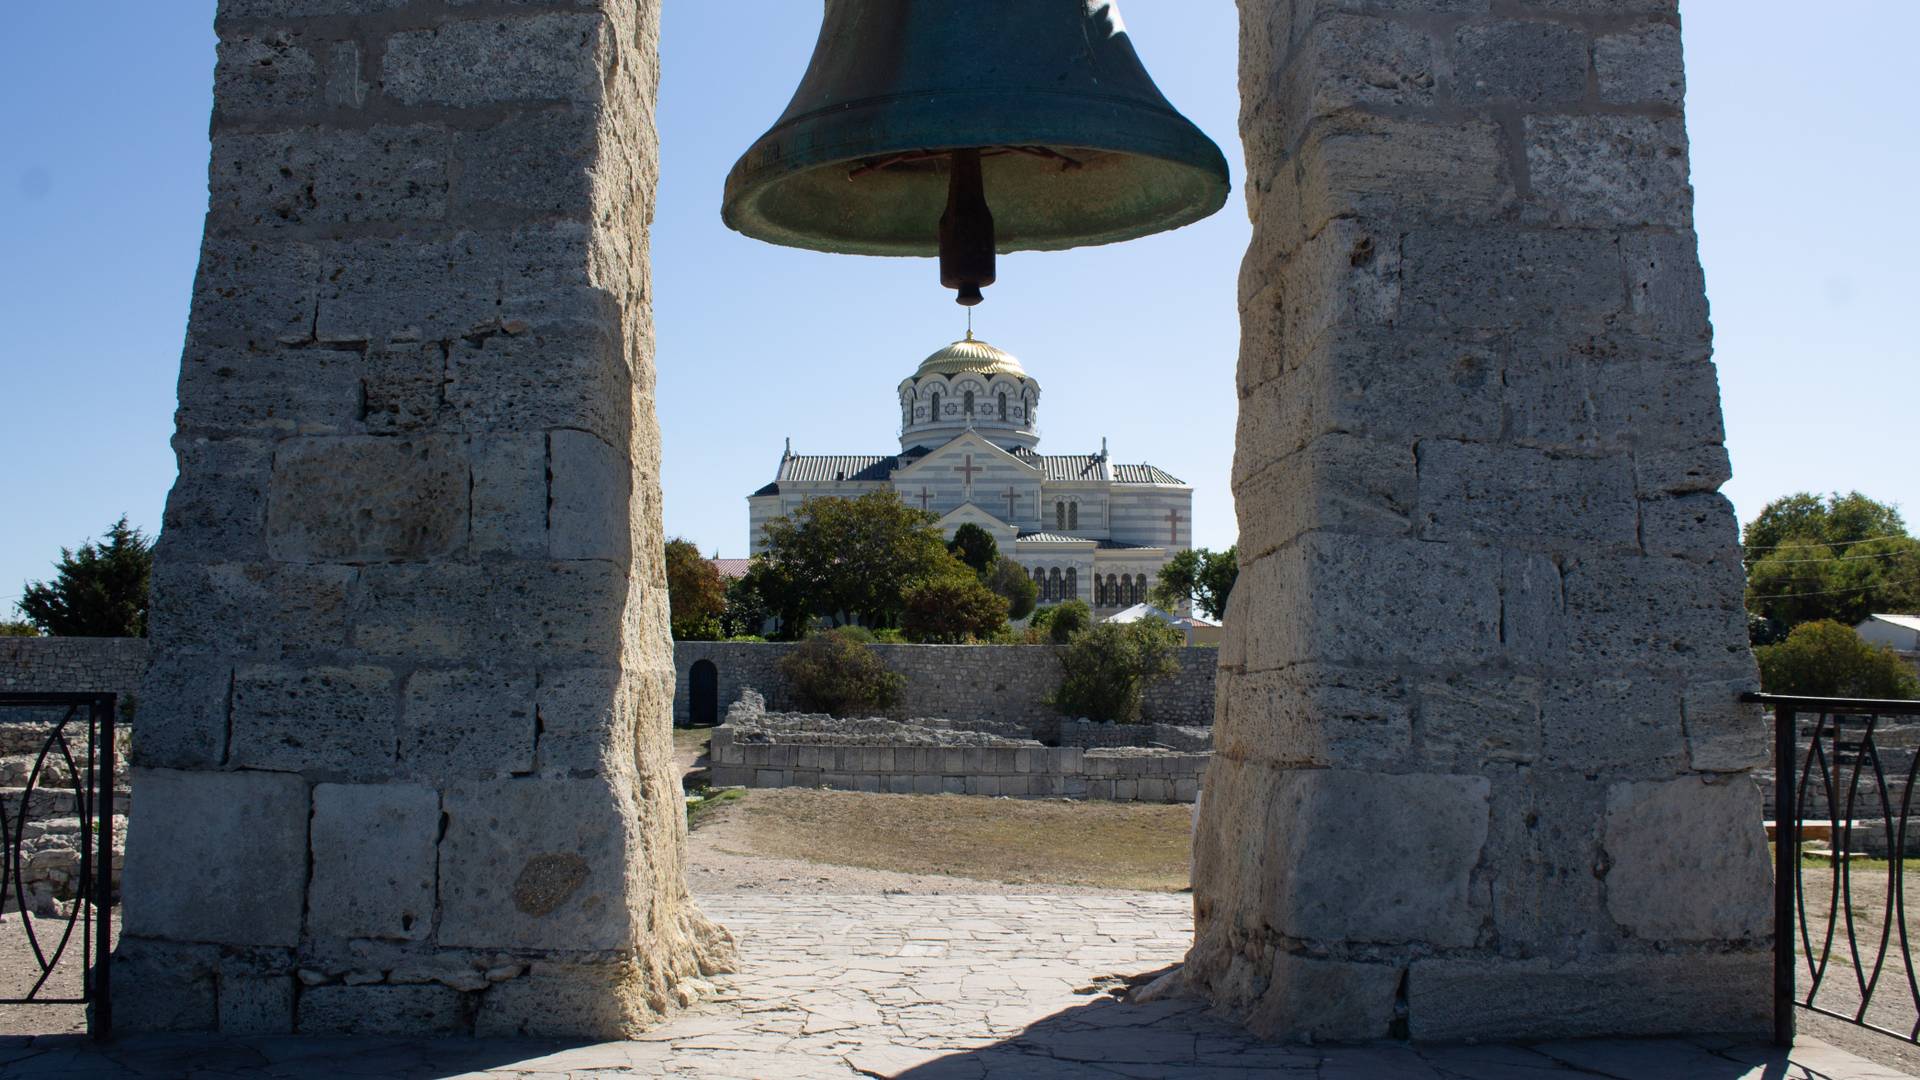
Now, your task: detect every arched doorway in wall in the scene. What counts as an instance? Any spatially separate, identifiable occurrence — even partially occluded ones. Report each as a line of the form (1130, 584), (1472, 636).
(689, 658), (719, 728)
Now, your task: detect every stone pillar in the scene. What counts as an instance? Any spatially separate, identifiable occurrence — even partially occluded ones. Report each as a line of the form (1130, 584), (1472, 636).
(118, 0), (732, 1037)
(1190, 1), (1770, 1041)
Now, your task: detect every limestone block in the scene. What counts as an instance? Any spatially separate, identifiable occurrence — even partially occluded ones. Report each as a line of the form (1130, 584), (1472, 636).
(309, 783), (439, 941)
(1233, 433), (1415, 555)
(1525, 115), (1692, 229)
(1218, 665), (1412, 771)
(210, 125), (449, 229)
(159, 437), (271, 558)
(218, 973), (296, 1035)
(401, 669), (536, 780)
(1635, 445), (1731, 498)
(1478, 766), (1610, 953)
(1453, 19), (1588, 105)
(188, 237), (319, 347)
(549, 429), (631, 561)
(298, 984), (467, 1036)
(1411, 675), (1539, 770)
(112, 938), (217, 1033)
(349, 563), (490, 660)
(175, 345), (362, 437)
(470, 434), (549, 556)
(313, 233), (503, 347)
(1559, 554), (1749, 674)
(382, 15), (608, 107)
(1623, 229), (1714, 344)
(1414, 440), (1639, 553)
(324, 41), (366, 108)
(1541, 678), (1685, 776)
(149, 561), (355, 656)
(1245, 952), (1402, 1043)
(220, 0), (408, 17)
(229, 664), (396, 778)
(1291, 114), (1511, 238)
(360, 342), (447, 433)
(438, 779), (638, 951)
(1682, 677), (1767, 772)
(1596, 23), (1685, 107)
(1398, 227), (1623, 331)
(1407, 952), (1769, 1041)
(268, 436), (469, 562)
(134, 657), (231, 769)
(475, 960), (655, 1038)
(454, 108), (598, 216)
(1235, 326), (1505, 449)
(122, 768), (307, 947)
(1640, 492), (1741, 560)
(212, 31), (319, 118)
(1603, 776), (1770, 941)
(445, 319), (633, 441)
(1271, 771), (1489, 946)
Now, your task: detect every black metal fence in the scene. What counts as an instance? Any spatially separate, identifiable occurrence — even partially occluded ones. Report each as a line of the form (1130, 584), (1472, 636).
(0, 692), (117, 1040)
(1752, 691), (1920, 1049)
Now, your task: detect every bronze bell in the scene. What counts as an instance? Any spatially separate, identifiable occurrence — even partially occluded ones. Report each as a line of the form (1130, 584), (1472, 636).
(722, 0), (1230, 306)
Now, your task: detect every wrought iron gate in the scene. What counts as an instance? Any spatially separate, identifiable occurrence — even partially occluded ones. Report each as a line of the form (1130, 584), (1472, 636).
(1753, 691), (1920, 1049)
(0, 692), (116, 1040)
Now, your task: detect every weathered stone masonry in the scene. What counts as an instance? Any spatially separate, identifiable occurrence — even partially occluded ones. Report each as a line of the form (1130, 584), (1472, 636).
(120, 0), (730, 1038)
(0, 637), (150, 701)
(1189, 0), (1770, 1042)
(672, 641), (1218, 728)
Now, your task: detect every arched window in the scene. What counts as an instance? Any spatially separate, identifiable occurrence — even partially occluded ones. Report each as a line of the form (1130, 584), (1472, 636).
(1120, 574), (1133, 606)
(1032, 567), (1046, 602)
(998, 391), (1008, 420)
(964, 389), (975, 415)
(1055, 502), (1066, 530)
(1048, 568), (1063, 601)
(1066, 568), (1077, 600)
(1068, 503), (1079, 531)
(931, 390), (942, 419)
(1105, 574), (1118, 607)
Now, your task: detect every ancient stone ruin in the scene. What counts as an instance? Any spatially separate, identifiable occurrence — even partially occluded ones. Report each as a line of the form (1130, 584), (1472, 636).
(121, 0), (1765, 1044)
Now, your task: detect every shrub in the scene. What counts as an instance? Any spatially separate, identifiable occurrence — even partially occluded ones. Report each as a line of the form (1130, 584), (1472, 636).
(901, 573), (1010, 644)
(1047, 620), (1183, 723)
(1045, 599), (1091, 644)
(1755, 620), (1920, 699)
(985, 557), (1039, 621)
(948, 523), (999, 575)
(778, 628), (904, 717)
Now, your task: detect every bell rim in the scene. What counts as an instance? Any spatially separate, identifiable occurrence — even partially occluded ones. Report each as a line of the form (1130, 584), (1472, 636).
(721, 89), (1231, 257)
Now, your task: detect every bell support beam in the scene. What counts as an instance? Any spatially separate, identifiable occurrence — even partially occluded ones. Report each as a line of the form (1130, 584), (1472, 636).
(1189, 0), (1771, 1041)
(116, 0), (732, 1037)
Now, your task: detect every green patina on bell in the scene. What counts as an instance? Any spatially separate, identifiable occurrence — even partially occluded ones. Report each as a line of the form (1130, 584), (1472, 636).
(722, 0), (1231, 306)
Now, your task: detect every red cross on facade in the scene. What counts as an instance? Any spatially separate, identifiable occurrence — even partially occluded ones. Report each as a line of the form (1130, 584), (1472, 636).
(953, 454), (982, 495)
(1003, 486), (1018, 519)
(1166, 507), (1183, 545)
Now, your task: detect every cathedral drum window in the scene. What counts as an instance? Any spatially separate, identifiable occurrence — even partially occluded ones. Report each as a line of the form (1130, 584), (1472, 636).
(964, 389), (975, 415)
(998, 391), (1008, 420)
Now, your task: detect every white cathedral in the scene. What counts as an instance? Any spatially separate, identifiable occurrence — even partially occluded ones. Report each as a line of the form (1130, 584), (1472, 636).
(748, 334), (1193, 615)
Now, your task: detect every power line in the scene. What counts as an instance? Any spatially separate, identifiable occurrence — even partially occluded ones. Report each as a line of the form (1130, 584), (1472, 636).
(1762, 548), (1919, 565)
(1744, 533), (1908, 552)
(1752, 576), (1920, 600)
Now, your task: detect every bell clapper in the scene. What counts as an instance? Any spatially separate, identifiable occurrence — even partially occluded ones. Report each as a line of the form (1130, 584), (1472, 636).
(939, 148), (996, 307)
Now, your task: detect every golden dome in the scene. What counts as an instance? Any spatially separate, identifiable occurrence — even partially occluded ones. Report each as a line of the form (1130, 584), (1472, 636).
(913, 333), (1030, 381)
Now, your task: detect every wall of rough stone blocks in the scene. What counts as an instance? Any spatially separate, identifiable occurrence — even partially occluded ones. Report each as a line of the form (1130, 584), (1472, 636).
(672, 641), (1218, 728)
(0, 637), (151, 700)
(119, 0), (730, 1038)
(708, 729), (1207, 804)
(1190, 0), (1771, 1042)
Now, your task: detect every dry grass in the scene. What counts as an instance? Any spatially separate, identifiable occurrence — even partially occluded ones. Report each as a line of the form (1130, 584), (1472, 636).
(694, 787), (1194, 892)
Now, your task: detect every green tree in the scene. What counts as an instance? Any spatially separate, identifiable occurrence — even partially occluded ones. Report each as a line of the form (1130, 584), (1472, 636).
(720, 569), (772, 639)
(1048, 620), (1184, 722)
(984, 557), (1038, 621)
(1754, 620), (1920, 699)
(0, 622), (40, 638)
(663, 538), (727, 640)
(777, 628), (904, 716)
(17, 517), (152, 637)
(947, 523), (999, 576)
(1042, 599), (1091, 644)
(1743, 493), (1920, 630)
(756, 492), (954, 630)
(901, 571), (1009, 644)
(1148, 546), (1238, 620)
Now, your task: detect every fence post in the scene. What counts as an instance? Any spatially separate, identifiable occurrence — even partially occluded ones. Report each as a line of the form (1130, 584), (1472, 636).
(91, 693), (114, 1042)
(1774, 703), (1796, 1048)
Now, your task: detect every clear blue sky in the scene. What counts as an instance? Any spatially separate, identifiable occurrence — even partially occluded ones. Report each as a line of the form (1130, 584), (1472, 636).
(2, 2), (1914, 611)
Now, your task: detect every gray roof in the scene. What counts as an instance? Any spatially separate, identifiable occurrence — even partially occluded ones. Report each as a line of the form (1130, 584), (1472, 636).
(773, 449), (1182, 487)
(1017, 532), (1156, 550)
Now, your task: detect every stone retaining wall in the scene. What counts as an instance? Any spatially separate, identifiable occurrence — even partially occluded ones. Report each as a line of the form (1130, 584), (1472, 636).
(0, 636), (150, 700)
(673, 641), (1216, 728)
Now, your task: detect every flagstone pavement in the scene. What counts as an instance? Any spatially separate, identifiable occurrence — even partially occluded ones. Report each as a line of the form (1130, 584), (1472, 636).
(0, 893), (1909, 1079)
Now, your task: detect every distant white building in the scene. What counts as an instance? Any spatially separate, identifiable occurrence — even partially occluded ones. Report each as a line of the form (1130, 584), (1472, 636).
(1108, 603), (1222, 646)
(747, 334), (1194, 616)
(1857, 614), (1920, 654)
